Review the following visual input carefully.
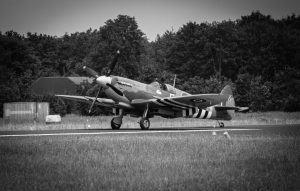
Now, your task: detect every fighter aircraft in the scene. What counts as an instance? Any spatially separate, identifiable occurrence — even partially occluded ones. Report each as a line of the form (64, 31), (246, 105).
(56, 50), (249, 130)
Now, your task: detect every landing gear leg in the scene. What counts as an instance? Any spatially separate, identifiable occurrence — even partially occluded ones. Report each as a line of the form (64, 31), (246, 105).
(215, 120), (224, 128)
(140, 104), (150, 130)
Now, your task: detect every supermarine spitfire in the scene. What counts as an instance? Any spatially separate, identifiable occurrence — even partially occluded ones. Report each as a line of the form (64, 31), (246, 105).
(56, 50), (248, 130)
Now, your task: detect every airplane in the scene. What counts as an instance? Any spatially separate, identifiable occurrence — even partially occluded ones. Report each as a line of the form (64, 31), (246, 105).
(56, 50), (249, 130)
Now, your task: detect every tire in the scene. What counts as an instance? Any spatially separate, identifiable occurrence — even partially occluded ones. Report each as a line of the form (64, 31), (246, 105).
(111, 118), (121, 130)
(140, 118), (150, 130)
(219, 122), (225, 128)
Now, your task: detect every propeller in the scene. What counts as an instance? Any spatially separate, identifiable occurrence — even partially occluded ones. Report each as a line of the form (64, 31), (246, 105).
(88, 86), (102, 114)
(106, 83), (123, 96)
(83, 66), (99, 78)
(83, 50), (121, 114)
(106, 50), (120, 76)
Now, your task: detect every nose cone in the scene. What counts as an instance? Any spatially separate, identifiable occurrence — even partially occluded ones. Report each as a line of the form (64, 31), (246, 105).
(96, 76), (112, 88)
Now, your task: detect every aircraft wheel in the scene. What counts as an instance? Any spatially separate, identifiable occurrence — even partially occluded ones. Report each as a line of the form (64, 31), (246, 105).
(219, 122), (225, 128)
(111, 118), (121, 130)
(140, 118), (150, 130)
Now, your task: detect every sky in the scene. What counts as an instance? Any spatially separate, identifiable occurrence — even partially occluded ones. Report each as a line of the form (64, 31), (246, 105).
(0, 0), (299, 41)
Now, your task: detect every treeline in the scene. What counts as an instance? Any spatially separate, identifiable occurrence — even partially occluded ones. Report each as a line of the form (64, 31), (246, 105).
(0, 12), (299, 116)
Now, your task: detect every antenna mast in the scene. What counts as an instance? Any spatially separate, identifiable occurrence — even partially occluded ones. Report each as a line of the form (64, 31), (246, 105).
(173, 74), (177, 88)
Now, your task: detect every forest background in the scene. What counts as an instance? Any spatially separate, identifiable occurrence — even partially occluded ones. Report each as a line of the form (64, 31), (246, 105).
(0, 11), (299, 116)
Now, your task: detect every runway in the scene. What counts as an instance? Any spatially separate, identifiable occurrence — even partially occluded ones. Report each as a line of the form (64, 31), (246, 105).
(0, 124), (299, 138)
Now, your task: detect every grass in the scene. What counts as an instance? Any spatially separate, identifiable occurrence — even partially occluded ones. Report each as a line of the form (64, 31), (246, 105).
(0, 133), (300, 190)
(1, 111), (300, 131)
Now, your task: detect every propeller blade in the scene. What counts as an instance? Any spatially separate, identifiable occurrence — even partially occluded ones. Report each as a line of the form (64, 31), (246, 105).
(88, 87), (102, 114)
(106, 50), (120, 76)
(106, 83), (123, 96)
(83, 66), (99, 78)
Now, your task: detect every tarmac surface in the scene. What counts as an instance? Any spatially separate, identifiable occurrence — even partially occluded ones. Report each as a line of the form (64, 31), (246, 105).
(0, 124), (299, 138)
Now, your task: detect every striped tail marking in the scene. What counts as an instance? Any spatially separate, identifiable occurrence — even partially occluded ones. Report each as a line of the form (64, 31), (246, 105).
(152, 98), (194, 109)
(183, 108), (212, 119)
(192, 108), (212, 119)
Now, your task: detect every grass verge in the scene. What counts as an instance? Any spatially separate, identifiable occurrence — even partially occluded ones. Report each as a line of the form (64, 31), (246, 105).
(0, 132), (299, 190)
(0, 112), (300, 131)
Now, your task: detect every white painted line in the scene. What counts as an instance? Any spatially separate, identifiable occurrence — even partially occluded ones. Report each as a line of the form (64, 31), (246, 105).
(0, 129), (261, 138)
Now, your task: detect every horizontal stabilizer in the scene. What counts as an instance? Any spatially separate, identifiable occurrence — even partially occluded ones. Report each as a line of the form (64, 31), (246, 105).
(215, 106), (249, 112)
(236, 107), (249, 112)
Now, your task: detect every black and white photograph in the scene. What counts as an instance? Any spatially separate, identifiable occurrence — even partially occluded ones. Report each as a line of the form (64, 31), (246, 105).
(0, 0), (299, 190)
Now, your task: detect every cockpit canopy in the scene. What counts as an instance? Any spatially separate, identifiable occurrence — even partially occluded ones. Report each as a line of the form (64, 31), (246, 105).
(149, 81), (190, 96)
(149, 81), (167, 91)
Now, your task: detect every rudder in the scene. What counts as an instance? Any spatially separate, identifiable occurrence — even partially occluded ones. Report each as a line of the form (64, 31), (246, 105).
(221, 85), (235, 119)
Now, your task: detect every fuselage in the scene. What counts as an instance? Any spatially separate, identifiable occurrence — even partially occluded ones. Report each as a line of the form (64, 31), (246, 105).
(99, 75), (235, 120)
(105, 76), (190, 104)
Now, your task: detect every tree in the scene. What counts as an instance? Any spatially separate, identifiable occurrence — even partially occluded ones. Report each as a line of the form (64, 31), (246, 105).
(235, 74), (272, 111)
(1, 12), (300, 115)
(86, 15), (145, 79)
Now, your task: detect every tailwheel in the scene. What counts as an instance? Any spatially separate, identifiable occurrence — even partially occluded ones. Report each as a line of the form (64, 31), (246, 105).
(111, 117), (122, 130)
(219, 122), (225, 128)
(140, 117), (150, 130)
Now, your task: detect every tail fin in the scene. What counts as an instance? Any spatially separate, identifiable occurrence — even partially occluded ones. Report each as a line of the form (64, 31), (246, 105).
(221, 85), (235, 107)
(219, 85), (235, 120)
(220, 85), (233, 96)
(208, 85), (248, 120)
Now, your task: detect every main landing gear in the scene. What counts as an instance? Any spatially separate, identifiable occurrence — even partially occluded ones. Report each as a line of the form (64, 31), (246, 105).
(219, 122), (224, 128)
(111, 116), (122, 130)
(139, 104), (150, 130)
(110, 105), (152, 130)
(139, 117), (150, 130)
(214, 120), (224, 128)
(216, 121), (225, 128)
(111, 109), (124, 130)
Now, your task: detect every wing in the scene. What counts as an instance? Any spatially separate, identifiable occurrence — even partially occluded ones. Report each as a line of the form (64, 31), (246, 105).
(56, 95), (133, 109)
(131, 94), (227, 110)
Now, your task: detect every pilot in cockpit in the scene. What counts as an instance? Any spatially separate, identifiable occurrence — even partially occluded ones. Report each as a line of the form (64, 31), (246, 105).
(154, 78), (167, 91)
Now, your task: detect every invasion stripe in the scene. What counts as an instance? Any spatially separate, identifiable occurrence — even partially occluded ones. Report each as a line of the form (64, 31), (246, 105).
(206, 111), (212, 119)
(166, 99), (194, 108)
(192, 107), (199, 117)
(188, 108), (192, 116)
(157, 99), (183, 109)
(192, 108), (196, 114)
(196, 110), (202, 118)
(184, 109), (188, 116)
(199, 110), (206, 118)
(152, 100), (165, 106)
(193, 112), (198, 118)
(203, 111), (208, 119)
(156, 99), (168, 106)
(159, 99), (186, 109)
